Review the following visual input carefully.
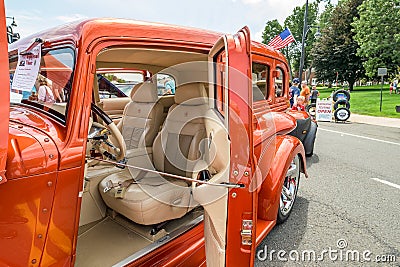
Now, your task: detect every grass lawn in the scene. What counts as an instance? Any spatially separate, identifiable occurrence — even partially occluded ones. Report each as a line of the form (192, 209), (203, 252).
(315, 85), (400, 118)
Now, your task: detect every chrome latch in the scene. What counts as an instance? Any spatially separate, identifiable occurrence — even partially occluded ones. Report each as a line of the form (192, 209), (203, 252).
(241, 220), (253, 245)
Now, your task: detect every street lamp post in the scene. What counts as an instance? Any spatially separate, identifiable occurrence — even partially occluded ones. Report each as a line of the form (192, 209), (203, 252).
(299, 0), (309, 82)
(298, 0), (321, 82)
(6, 16), (19, 44)
(6, 16), (17, 27)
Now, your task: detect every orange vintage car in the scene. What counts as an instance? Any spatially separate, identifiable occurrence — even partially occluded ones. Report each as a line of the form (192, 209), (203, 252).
(0, 5), (315, 266)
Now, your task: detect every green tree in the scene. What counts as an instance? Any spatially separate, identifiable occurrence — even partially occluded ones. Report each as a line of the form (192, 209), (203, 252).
(319, 2), (335, 30)
(352, 0), (400, 78)
(312, 0), (364, 91)
(284, 1), (319, 78)
(104, 74), (125, 83)
(261, 19), (283, 45)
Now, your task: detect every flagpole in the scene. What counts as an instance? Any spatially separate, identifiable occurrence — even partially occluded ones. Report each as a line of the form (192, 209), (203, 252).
(285, 46), (293, 81)
(285, 27), (295, 81)
(299, 0), (309, 82)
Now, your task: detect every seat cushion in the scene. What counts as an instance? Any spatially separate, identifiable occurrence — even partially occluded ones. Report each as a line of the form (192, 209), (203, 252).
(99, 170), (193, 225)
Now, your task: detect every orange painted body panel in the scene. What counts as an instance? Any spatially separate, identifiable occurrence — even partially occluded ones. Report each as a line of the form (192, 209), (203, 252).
(1, 18), (308, 266)
(287, 110), (312, 121)
(7, 123), (58, 179)
(130, 223), (205, 267)
(224, 27), (256, 266)
(256, 135), (306, 222)
(41, 167), (85, 266)
(0, 2), (9, 184)
(0, 172), (57, 266)
(253, 111), (297, 146)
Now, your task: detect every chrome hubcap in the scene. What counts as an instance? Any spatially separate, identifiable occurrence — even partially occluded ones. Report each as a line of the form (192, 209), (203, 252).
(280, 156), (300, 216)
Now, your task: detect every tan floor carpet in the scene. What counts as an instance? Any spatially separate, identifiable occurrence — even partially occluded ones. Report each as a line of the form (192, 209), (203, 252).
(75, 218), (152, 267)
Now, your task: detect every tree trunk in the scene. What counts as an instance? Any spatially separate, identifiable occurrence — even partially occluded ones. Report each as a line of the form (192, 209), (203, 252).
(306, 65), (313, 84)
(347, 77), (355, 91)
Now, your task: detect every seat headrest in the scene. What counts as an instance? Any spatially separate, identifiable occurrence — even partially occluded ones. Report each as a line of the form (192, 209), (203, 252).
(130, 82), (158, 103)
(174, 83), (208, 105)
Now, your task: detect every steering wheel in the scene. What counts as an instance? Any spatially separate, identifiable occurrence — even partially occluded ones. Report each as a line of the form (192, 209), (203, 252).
(90, 103), (126, 161)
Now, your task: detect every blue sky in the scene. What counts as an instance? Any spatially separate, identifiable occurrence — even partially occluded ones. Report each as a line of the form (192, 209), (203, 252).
(5, 0), (336, 42)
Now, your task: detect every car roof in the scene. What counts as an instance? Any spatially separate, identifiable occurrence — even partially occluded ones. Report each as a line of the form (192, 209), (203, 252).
(9, 18), (285, 62)
(9, 18), (221, 51)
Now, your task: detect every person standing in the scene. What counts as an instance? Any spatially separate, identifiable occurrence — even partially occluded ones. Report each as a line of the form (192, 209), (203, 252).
(300, 81), (311, 104)
(289, 78), (301, 107)
(394, 80), (398, 94)
(310, 85), (320, 105)
(38, 79), (56, 103)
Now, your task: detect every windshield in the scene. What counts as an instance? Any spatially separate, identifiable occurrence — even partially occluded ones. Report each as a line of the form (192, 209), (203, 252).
(9, 47), (75, 123)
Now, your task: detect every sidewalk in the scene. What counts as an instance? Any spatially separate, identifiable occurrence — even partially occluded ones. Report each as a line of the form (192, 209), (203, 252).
(349, 114), (400, 128)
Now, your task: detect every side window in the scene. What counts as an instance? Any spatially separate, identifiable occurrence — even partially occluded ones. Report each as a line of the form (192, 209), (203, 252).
(252, 62), (270, 102)
(155, 73), (176, 96)
(274, 68), (284, 98)
(214, 51), (226, 116)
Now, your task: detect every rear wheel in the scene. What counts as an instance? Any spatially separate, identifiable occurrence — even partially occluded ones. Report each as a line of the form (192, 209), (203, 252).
(277, 155), (300, 224)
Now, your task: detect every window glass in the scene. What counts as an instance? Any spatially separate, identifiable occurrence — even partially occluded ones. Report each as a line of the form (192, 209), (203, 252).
(155, 73), (176, 96)
(214, 51), (226, 116)
(252, 62), (270, 101)
(275, 68), (284, 97)
(9, 47), (75, 123)
(97, 71), (144, 99)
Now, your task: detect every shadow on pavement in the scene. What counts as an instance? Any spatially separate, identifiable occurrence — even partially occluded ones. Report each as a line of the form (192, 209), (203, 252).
(255, 196), (310, 266)
(306, 154), (319, 169)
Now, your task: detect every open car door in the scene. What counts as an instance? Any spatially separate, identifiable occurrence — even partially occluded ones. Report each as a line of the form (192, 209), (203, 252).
(0, 2), (9, 184)
(193, 27), (255, 266)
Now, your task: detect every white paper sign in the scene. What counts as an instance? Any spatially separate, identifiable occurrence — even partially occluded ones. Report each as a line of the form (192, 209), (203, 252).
(11, 45), (41, 92)
(316, 99), (332, 122)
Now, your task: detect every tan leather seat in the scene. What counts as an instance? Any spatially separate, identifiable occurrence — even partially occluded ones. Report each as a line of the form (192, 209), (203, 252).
(99, 83), (208, 225)
(117, 82), (163, 157)
(87, 82), (162, 177)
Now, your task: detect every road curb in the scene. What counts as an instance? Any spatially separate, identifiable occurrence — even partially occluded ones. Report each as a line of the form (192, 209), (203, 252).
(349, 114), (400, 128)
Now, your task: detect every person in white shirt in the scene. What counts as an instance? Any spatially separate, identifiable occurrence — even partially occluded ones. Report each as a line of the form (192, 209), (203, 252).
(38, 79), (55, 103)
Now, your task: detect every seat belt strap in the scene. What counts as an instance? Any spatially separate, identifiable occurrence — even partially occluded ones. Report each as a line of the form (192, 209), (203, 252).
(114, 170), (148, 198)
(103, 170), (148, 198)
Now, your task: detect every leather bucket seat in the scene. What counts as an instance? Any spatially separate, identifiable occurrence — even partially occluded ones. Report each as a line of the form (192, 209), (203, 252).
(99, 83), (209, 225)
(118, 82), (163, 157)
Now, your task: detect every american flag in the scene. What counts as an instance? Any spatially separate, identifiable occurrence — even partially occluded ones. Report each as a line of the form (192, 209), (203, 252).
(268, 28), (295, 50)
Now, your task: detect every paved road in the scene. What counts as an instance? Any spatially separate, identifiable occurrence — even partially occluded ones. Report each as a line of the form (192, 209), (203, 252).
(255, 121), (400, 266)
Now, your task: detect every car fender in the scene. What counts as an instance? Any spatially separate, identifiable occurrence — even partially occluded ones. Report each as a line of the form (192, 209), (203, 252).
(303, 120), (318, 156)
(257, 135), (307, 221)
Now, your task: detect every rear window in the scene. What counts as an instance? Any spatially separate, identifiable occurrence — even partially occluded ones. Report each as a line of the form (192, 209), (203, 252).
(97, 71), (145, 99)
(97, 72), (175, 98)
(155, 73), (176, 96)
